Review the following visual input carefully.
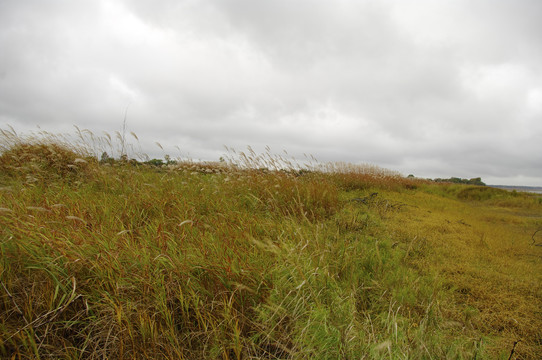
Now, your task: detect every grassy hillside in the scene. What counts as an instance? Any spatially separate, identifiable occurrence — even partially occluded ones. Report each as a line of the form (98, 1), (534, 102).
(0, 131), (541, 359)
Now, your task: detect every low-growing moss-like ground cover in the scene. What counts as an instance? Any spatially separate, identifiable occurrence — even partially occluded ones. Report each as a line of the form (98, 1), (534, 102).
(0, 131), (541, 359)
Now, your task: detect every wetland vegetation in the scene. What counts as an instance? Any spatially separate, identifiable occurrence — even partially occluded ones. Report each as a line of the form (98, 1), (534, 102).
(1, 128), (541, 359)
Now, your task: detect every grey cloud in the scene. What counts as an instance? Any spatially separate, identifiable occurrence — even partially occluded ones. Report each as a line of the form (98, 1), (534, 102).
(0, 0), (541, 185)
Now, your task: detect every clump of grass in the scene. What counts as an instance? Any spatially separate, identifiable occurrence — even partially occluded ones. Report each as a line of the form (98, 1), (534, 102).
(316, 161), (420, 191)
(456, 186), (513, 201)
(0, 142), (97, 182)
(0, 127), (100, 183)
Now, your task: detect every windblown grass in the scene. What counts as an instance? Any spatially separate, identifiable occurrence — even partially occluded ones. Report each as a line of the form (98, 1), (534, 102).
(0, 128), (540, 359)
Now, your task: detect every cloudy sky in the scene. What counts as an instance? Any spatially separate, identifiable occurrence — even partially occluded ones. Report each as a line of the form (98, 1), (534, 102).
(1, 0), (541, 185)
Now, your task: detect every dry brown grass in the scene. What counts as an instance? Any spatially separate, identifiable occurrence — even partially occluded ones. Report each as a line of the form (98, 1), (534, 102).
(0, 127), (98, 182)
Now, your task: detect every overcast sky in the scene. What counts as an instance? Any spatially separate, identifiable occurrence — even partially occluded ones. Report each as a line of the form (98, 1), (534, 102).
(1, 0), (541, 185)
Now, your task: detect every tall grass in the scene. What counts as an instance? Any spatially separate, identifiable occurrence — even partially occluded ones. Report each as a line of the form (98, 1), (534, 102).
(0, 127), (540, 359)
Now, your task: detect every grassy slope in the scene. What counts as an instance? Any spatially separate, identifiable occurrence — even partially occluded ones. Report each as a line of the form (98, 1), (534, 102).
(0, 141), (541, 359)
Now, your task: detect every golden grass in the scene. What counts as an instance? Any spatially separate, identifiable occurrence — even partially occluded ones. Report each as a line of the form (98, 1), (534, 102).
(384, 188), (542, 358)
(0, 127), (541, 359)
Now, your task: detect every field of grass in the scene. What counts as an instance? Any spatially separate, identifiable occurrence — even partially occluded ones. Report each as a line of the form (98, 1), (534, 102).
(0, 129), (541, 359)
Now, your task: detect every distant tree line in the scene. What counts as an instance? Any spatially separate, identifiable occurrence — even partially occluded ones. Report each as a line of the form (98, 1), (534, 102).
(99, 152), (177, 167)
(432, 177), (486, 186)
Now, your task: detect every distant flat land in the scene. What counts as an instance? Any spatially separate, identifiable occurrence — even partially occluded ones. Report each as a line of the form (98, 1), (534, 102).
(489, 185), (542, 194)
